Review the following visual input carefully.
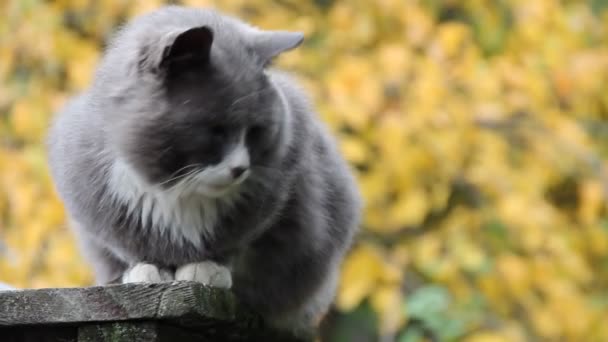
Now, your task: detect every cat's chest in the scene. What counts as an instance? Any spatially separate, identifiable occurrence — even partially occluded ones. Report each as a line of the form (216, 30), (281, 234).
(108, 160), (225, 247)
(139, 194), (221, 246)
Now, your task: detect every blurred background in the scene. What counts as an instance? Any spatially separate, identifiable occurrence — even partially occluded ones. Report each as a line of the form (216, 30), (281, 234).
(1, 0), (608, 341)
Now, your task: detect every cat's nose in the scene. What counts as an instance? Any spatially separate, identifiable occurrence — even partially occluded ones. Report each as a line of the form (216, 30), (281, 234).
(231, 166), (248, 179)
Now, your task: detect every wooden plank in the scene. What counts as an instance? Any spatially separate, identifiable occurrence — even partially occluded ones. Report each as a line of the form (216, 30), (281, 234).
(78, 322), (160, 342)
(2, 326), (77, 342)
(0, 281), (237, 326)
(0, 281), (311, 341)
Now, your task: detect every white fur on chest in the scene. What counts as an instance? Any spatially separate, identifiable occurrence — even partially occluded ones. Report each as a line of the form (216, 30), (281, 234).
(108, 160), (227, 246)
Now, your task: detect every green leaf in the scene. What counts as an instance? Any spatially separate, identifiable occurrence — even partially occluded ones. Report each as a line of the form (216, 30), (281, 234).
(405, 286), (484, 341)
(406, 285), (450, 320)
(589, 0), (608, 15)
(325, 302), (378, 342)
(399, 326), (425, 342)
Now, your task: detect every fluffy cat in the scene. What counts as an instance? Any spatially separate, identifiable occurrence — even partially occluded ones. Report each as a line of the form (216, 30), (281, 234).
(47, 5), (361, 335)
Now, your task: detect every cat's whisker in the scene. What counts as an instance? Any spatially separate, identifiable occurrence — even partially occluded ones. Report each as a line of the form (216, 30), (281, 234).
(159, 170), (198, 188)
(228, 86), (273, 110)
(184, 169), (203, 189)
(168, 163), (203, 178)
(159, 164), (204, 187)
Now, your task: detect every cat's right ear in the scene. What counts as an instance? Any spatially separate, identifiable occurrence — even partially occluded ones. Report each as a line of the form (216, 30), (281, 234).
(159, 26), (214, 74)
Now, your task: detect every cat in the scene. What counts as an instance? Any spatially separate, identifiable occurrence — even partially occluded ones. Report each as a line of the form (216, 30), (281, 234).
(47, 5), (362, 335)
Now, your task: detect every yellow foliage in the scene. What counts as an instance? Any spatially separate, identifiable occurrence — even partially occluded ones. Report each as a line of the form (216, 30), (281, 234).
(370, 284), (405, 334)
(496, 254), (530, 299)
(464, 332), (511, 342)
(388, 187), (429, 230)
(1, 0), (608, 340)
(578, 179), (604, 224)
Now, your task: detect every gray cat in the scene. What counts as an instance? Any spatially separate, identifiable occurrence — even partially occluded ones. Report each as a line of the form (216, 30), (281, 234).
(47, 5), (361, 335)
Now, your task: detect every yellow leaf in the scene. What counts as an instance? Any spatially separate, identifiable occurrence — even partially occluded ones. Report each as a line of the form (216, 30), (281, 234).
(0, 47), (14, 81)
(558, 250), (592, 285)
(530, 307), (562, 340)
(400, 4), (434, 48)
(359, 170), (388, 207)
(66, 40), (99, 90)
(9, 100), (45, 142)
(377, 43), (411, 81)
(412, 235), (441, 270)
(496, 254), (531, 299)
(497, 193), (528, 227)
(454, 239), (485, 272)
(370, 284), (406, 334)
(8, 180), (37, 226)
(328, 3), (354, 32)
(337, 244), (384, 311)
(464, 332), (511, 342)
(340, 137), (368, 164)
(551, 294), (591, 339)
(128, 0), (163, 17)
(390, 243), (410, 268)
(67, 60), (94, 90)
(429, 182), (450, 212)
(431, 22), (471, 59)
(364, 205), (387, 231)
(379, 261), (403, 284)
(39, 198), (66, 227)
(388, 187), (429, 229)
(586, 225), (608, 256)
(578, 179), (604, 224)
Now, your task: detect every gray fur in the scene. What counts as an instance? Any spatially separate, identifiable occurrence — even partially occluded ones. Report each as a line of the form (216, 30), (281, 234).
(47, 6), (361, 335)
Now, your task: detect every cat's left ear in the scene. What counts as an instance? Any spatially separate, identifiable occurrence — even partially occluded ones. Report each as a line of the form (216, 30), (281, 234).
(251, 31), (304, 65)
(160, 26), (214, 72)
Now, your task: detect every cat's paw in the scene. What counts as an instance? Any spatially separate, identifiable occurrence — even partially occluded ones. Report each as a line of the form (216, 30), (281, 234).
(175, 261), (232, 289)
(122, 263), (173, 283)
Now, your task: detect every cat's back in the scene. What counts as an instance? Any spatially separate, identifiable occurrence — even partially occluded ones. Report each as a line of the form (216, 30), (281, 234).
(267, 69), (352, 172)
(47, 92), (108, 195)
(271, 67), (362, 210)
(266, 70), (312, 115)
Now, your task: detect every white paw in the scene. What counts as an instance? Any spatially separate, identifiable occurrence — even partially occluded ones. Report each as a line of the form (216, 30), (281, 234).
(175, 261), (232, 289)
(122, 263), (173, 283)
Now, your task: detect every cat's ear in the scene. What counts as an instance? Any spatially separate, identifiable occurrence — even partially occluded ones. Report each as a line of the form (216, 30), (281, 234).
(160, 26), (214, 72)
(251, 31), (304, 65)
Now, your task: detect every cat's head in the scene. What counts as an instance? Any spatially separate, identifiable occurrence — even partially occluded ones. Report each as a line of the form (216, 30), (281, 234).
(98, 8), (303, 198)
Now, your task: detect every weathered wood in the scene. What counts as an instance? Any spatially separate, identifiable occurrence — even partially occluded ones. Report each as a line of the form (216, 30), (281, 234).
(78, 322), (160, 342)
(0, 281), (237, 326)
(3, 326), (76, 342)
(0, 281), (311, 341)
